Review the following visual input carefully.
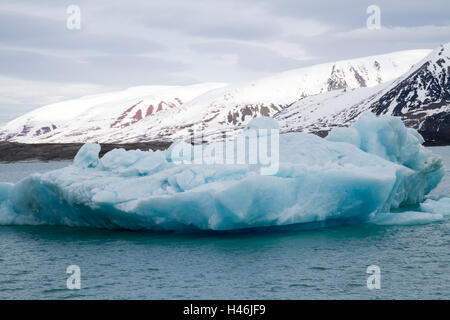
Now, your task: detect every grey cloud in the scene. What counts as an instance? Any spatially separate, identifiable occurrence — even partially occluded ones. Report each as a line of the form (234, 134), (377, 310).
(287, 25), (450, 65)
(190, 41), (303, 73)
(140, 9), (282, 41)
(249, 0), (450, 30)
(92, 0), (284, 41)
(0, 0), (449, 115)
(0, 11), (166, 55)
(0, 48), (190, 86)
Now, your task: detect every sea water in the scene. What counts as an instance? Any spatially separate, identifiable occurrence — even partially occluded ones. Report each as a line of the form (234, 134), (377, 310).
(0, 147), (449, 299)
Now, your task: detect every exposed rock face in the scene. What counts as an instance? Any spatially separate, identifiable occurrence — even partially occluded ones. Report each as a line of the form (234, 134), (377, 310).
(370, 44), (450, 144)
(418, 112), (450, 145)
(327, 65), (349, 91)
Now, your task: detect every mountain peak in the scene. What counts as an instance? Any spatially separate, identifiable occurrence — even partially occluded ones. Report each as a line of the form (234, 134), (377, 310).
(370, 43), (449, 116)
(276, 43), (450, 145)
(368, 43), (450, 144)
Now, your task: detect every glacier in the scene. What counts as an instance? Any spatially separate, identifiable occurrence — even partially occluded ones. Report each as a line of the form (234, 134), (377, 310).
(0, 113), (448, 231)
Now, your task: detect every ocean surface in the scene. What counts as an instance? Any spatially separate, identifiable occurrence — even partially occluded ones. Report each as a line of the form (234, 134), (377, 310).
(0, 147), (449, 299)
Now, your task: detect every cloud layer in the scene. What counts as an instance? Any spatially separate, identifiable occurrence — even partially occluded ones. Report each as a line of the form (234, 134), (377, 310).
(0, 0), (449, 123)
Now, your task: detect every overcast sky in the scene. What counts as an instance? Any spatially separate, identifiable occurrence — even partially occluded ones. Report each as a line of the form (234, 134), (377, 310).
(0, 0), (449, 124)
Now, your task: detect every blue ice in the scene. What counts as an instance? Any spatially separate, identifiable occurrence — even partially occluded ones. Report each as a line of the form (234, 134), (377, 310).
(0, 113), (448, 231)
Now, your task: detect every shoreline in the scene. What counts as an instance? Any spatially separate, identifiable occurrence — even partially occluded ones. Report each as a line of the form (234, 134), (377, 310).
(0, 141), (172, 163)
(1, 139), (449, 163)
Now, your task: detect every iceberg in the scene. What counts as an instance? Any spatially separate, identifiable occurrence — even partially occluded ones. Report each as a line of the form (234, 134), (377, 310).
(0, 113), (447, 231)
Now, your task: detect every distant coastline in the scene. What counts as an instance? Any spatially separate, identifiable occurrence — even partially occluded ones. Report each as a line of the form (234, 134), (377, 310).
(1, 133), (449, 163)
(0, 141), (171, 163)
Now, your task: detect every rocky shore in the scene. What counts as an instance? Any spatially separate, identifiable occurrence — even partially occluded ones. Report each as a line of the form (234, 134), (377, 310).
(0, 141), (171, 162)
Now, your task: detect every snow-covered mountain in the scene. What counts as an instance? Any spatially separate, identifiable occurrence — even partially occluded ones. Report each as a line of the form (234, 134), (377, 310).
(276, 43), (450, 145)
(114, 49), (431, 143)
(0, 83), (227, 143)
(0, 49), (430, 144)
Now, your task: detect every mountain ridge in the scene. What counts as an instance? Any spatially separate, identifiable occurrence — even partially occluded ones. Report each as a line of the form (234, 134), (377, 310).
(275, 43), (450, 145)
(2, 47), (448, 145)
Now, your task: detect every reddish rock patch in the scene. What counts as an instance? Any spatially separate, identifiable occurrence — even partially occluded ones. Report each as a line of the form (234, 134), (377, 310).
(110, 100), (143, 128)
(146, 105), (154, 117)
(131, 110), (142, 123)
(156, 102), (166, 112)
